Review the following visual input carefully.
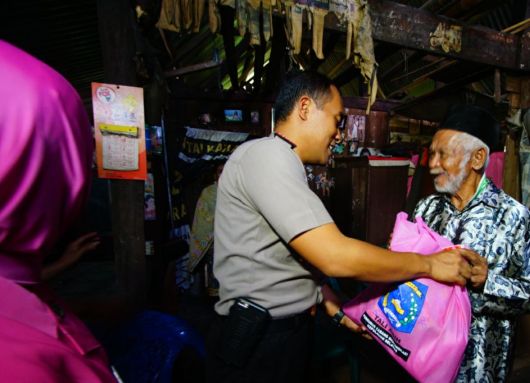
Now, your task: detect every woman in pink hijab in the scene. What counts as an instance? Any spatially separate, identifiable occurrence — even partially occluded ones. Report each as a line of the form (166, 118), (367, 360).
(0, 41), (117, 382)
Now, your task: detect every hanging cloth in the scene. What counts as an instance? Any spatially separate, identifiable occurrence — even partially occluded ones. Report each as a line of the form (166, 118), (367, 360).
(157, 0), (206, 33)
(247, 0), (262, 46)
(157, 0), (182, 32)
(208, 0), (221, 32)
(192, 0), (207, 32)
(232, 0), (274, 46)
(286, 0), (308, 55)
(262, 0), (274, 42)
(352, 0), (378, 113)
(331, 0), (378, 113)
(180, 0), (194, 30)
(309, 0), (329, 59)
(233, 0), (248, 37)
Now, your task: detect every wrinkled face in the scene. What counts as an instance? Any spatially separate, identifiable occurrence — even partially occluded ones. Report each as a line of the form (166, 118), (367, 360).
(308, 85), (344, 165)
(429, 129), (471, 195)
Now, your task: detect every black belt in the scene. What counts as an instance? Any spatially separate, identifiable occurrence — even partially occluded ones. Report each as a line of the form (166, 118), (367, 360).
(266, 311), (312, 333)
(215, 310), (312, 333)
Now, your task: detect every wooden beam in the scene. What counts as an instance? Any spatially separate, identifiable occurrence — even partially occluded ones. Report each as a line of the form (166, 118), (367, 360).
(384, 17), (530, 100)
(164, 60), (222, 77)
(97, 0), (146, 306)
(170, 26), (216, 66)
(342, 97), (401, 112)
(319, 0), (528, 71)
(370, 0), (522, 70)
(420, 0), (454, 13)
(387, 59), (457, 98)
(393, 66), (492, 113)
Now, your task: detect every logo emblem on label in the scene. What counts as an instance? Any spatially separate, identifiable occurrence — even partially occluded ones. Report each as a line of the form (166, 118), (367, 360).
(378, 281), (428, 333)
(96, 86), (116, 104)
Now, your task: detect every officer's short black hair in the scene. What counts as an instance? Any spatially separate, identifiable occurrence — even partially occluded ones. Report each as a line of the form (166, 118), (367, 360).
(274, 71), (336, 124)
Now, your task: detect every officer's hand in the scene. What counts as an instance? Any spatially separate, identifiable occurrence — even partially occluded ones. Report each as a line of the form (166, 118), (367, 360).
(428, 248), (471, 286)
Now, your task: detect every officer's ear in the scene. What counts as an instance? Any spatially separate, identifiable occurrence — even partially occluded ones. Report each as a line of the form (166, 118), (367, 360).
(298, 96), (311, 121)
(470, 147), (487, 170)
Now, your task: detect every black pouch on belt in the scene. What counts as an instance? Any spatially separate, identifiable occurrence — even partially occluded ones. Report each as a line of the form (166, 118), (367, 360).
(217, 297), (271, 367)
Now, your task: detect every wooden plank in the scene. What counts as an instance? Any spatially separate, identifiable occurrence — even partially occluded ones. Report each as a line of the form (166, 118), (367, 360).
(521, 77), (530, 108)
(342, 96), (401, 112)
(370, 0), (519, 70)
(164, 60), (222, 77)
(97, 0), (146, 306)
(318, 0), (528, 71)
(393, 67), (491, 112)
(506, 75), (522, 93)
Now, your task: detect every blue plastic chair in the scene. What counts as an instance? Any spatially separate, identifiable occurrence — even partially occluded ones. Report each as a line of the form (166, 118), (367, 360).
(101, 310), (205, 383)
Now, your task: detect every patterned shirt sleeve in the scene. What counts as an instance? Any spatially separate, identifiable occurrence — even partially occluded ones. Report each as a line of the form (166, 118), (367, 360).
(476, 209), (530, 316)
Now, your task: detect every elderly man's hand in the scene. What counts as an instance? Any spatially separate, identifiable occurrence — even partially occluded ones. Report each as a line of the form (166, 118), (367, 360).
(460, 248), (488, 292)
(339, 314), (373, 340)
(428, 248), (472, 286)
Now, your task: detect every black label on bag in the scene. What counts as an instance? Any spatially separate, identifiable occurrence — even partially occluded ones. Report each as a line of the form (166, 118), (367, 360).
(361, 313), (411, 361)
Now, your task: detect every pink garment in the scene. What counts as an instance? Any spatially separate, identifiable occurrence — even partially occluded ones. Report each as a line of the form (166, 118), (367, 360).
(0, 41), (116, 382)
(485, 151), (504, 189)
(0, 278), (116, 382)
(343, 212), (471, 383)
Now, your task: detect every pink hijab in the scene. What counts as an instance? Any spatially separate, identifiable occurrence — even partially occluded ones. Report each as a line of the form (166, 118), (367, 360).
(0, 41), (116, 382)
(0, 40), (92, 283)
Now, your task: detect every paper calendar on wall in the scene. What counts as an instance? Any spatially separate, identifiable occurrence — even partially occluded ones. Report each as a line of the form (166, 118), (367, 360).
(92, 83), (146, 180)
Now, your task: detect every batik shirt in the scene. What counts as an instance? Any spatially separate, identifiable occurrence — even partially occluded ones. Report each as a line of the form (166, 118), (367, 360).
(414, 179), (530, 383)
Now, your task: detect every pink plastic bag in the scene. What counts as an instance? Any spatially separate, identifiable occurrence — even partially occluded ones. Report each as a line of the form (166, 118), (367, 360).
(343, 212), (471, 383)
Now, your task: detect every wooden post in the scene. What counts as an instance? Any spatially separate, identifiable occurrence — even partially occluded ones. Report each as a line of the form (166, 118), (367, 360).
(97, 0), (146, 306)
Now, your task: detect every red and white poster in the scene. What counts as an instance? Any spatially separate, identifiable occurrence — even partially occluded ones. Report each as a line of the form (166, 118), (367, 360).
(92, 82), (147, 180)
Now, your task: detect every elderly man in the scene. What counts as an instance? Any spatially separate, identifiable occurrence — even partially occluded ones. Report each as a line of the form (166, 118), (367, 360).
(414, 104), (530, 382)
(206, 71), (475, 383)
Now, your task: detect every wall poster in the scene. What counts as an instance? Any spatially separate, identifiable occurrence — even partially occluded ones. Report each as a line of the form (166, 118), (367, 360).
(92, 82), (147, 180)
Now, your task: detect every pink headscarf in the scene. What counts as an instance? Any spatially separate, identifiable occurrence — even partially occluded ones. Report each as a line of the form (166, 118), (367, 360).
(0, 41), (93, 284)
